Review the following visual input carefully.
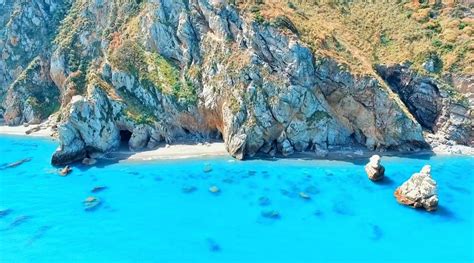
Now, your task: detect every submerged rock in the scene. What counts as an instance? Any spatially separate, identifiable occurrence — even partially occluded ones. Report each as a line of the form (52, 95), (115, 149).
(206, 238), (221, 252)
(365, 155), (385, 181)
(203, 164), (213, 173)
(258, 196), (271, 206)
(299, 192), (311, 200)
(84, 196), (101, 211)
(91, 186), (107, 193)
(394, 165), (438, 211)
(261, 210), (280, 219)
(209, 185), (220, 194)
(182, 186), (197, 193)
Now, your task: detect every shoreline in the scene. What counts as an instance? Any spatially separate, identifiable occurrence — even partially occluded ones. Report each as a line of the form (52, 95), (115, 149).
(1, 125), (472, 163)
(0, 124), (230, 161)
(113, 142), (229, 162)
(0, 124), (55, 137)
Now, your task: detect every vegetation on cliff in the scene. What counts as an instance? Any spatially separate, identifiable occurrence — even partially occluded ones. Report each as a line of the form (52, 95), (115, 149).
(0, 0), (472, 164)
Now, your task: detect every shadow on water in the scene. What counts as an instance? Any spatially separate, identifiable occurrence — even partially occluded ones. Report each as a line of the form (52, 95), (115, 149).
(410, 205), (459, 221)
(372, 176), (396, 187)
(26, 225), (51, 246)
(432, 206), (459, 221)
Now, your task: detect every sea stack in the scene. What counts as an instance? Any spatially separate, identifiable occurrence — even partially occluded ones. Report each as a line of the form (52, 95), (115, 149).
(394, 165), (438, 211)
(365, 155), (385, 181)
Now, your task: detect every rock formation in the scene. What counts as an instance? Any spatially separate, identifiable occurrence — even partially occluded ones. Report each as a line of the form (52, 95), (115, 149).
(59, 165), (72, 176)
(83, 196), (101, 211)
(0, 1), (472, 165)
(376, 64), (473, 153)
(394, 165), (438, 211)
(365, 155), (385, 181)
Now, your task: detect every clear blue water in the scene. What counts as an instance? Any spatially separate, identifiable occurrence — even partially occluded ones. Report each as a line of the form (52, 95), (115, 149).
(0, 135), (473, 263)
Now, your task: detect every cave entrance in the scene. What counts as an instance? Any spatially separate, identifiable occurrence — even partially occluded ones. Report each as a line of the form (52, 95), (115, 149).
(119, 130), (132, 147)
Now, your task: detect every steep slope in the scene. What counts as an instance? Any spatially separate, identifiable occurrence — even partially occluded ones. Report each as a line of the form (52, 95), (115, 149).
(1, 0), (72, 123)
(0, 0), (472, 165)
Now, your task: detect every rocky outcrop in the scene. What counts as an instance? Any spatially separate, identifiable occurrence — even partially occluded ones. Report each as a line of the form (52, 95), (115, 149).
(2, 56), (59, 125)
(2, 0), (472, 165)
(0, 0), (71, 117)
(52, 86), (121, 165)
(317, 60), (426, 151)
(394, 165), (438, 211)
(376, 64), (472, 150)
(46, 0), (432, 164)
(375, 64), (442, 131)
(365, 155), (385, 181)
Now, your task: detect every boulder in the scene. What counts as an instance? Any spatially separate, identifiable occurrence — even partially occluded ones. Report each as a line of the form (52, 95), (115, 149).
(59, 165), (72, 176)
(203, 163), (213, 173)
(365, 155), (385, 181)
(25, 126), (41, 135)
(209, 185), (220, 194)
(51, 87), (120, 165)
(82, 158), (97, 166)
(83, 196), (101, 211)
(299, 192), (311, 200)
(129, 125), (150, 151)
(394, 165), (438, 211)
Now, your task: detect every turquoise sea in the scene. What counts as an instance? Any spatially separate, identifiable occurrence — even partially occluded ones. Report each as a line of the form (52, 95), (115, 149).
(0, 135), (473, 262)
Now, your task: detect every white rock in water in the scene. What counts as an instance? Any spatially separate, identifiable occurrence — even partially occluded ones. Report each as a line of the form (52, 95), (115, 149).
(394, 165), (438, 211)
(365, 155), (385, 181)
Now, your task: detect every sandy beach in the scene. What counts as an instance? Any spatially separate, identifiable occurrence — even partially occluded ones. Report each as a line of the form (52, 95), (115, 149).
(121, 142), (228, 161)
(0, 124), (229, 160)
(1, 124), (471, 160)
(0, 124), (54, 137)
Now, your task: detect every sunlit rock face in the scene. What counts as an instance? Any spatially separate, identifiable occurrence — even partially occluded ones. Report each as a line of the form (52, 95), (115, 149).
(365, 155), (385, 182)
(395, 165), (438, 212)
(1, 0), (471, 164)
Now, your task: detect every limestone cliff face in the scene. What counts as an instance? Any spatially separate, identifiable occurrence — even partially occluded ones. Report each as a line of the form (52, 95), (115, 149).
(1, 0), (71, 124)
(0, 0), (472, 164)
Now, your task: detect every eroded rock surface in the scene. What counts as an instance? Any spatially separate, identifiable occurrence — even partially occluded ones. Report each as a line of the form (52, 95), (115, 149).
(394, 165), (438, 211)
(376, 64), (473, 151)
(365, 155), (385, 181)
(0, 0), (471, 165)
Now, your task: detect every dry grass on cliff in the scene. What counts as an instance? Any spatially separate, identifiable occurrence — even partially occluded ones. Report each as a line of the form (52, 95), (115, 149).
(237, 0), (473, 75)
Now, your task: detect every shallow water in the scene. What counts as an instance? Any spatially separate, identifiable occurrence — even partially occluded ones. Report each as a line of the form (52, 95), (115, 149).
(0, 135), (473, 262)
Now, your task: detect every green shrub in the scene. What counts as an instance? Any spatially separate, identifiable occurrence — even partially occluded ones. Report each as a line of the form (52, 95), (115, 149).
(110, 40), (198, 106)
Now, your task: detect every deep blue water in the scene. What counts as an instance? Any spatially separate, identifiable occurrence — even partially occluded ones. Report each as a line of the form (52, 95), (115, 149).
(0, 135), (473, 263)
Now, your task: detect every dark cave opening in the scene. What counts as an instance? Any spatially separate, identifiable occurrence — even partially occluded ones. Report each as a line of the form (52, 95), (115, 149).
(120, 130), (132, 144)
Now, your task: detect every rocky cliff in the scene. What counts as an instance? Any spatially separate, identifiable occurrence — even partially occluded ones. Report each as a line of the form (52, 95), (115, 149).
(0, 0), (472, 164)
